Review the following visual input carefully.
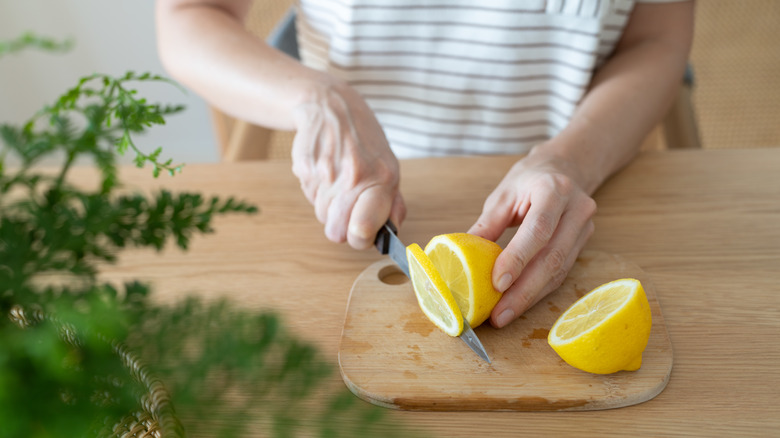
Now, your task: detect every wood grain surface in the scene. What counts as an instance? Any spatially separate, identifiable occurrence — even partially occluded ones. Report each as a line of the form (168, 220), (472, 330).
(340, 251), (672, 411)
(81, 149), (780, 436)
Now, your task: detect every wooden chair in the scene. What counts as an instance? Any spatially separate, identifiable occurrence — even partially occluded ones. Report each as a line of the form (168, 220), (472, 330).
(212, 7), (701, 160)
(661, 66), (701, 149)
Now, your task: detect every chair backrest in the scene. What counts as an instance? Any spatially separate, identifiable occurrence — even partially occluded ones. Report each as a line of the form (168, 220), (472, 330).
(660, 64), (701, 149)
(267, 9), (299, 60)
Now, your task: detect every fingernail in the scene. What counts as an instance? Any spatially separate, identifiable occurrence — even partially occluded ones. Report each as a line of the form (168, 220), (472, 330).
(348, 223), (372, 241)
(348, 223), (375, 249)
(496, 273), (513, 292)
(496, 309), (515, 328)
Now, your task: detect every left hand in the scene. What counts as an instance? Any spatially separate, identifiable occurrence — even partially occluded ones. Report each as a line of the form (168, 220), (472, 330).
(468, 147), (597, 328)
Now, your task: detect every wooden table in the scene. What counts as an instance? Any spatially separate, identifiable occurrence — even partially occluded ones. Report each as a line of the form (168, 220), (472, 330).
(97, 148), (780, 436)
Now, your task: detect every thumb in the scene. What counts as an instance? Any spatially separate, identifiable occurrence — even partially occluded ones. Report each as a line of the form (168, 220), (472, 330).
(389, 191), (406, 228)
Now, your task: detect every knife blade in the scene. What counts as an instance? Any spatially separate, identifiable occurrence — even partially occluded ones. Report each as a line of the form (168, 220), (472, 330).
(459, 320), (492, 364)
(374, 220), (492, 364)
(374, 220), (409, 277)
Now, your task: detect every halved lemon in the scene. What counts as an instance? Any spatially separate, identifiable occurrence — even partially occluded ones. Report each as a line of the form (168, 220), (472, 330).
(548, 278), (652, 374)
(424, 233), (502, 328)
(406, 243), (463, 337)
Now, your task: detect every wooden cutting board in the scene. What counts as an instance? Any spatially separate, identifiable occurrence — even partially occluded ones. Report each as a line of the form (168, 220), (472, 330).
(338, 251), (673, 411)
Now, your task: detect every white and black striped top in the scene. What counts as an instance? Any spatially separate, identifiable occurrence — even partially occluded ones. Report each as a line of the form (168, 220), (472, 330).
(296, 0), (683, 158)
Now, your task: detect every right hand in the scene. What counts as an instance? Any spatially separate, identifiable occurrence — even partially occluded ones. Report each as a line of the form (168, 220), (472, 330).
(291, 79), (406, 249)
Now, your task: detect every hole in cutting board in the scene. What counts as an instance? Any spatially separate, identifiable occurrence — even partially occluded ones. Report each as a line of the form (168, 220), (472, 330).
(378, 265), (409, 285)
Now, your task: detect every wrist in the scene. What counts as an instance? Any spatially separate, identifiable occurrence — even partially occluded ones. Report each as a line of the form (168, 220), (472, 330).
(526, 141), (600, 195)
(290, 72), (350, 129)
(531, 111), (634, 195)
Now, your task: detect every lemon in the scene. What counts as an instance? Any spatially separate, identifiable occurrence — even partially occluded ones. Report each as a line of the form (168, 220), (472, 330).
(547, 278), (652, 374)
(424, 233), (503, 328)
(406, 243), (464, 337)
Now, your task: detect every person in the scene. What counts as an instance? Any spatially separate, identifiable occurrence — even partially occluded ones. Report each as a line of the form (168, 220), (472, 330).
(155, 0), (694, 328)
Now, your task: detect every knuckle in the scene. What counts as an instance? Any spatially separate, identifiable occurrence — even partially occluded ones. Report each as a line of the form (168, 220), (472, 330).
(291, 159), (311, 180)
(502, 250), (530, 274)
(515, 293), (536, 315)
(344, 155), (398, 190)
(342, 163), (361, 187)
(581, 196), (597, 217)
(530, 213), (555, 241)
(370, 158), (399, 186)
(585, 220), (596, 238)
(481, 191), (503, 212)
(552, 173), (574, 194)
(491, 189), (515, 208)
(545, 247), (567, 274)
(550, 267), (569, 292)
(537, 172), (573, 196)
(316, 161), (336, 183)
(506, 287), (539, 317)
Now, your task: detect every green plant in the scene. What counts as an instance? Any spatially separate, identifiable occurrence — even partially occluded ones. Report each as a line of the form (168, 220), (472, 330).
(0, 35), (418, 438)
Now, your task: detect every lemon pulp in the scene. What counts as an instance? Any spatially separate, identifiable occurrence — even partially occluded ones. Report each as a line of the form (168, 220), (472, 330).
(406, 243), (463, 337)
(424, 233), (502, 328)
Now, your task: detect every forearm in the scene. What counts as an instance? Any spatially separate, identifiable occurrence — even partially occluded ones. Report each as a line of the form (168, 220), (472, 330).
(531, 2), (695, 194)
(155, 0), (331, 130)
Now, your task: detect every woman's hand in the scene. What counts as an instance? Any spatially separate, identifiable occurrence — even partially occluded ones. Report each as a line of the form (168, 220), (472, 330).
(291, 79), (406, 249)
(156, 0), (404, 248)
(466, 0), (695, 328)
(468, 147), (597, 328)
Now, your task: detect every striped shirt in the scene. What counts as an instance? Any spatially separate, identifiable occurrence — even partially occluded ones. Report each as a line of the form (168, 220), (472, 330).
(295, 0), (683, 158)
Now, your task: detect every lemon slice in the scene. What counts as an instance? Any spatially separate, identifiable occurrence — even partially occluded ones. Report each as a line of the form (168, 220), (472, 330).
(548, 278), (652, 374)
(424, 233), (502, 328)
(406, 243), (463, 337)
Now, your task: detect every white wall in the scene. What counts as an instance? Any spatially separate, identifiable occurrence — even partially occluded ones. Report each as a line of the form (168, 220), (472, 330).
(0, 0), (219, 165)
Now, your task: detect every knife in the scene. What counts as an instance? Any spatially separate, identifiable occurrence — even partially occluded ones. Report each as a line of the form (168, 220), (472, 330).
(374, 220), (492, 364)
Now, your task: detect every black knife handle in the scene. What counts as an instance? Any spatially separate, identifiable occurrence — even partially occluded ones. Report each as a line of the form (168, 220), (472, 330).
(374, 220), (398, 255)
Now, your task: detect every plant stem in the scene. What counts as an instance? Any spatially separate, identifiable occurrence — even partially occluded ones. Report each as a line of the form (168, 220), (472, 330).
(55, 150), (76, 191)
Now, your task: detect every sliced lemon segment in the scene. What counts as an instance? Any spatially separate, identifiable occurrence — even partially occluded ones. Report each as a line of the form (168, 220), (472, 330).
(548, 278), (652, 374)
(406, 243), (463, 337)
(424, 233), (502, 328)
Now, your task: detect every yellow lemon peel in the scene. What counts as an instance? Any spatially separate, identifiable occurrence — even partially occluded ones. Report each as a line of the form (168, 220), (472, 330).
(548, 278), (652, 374)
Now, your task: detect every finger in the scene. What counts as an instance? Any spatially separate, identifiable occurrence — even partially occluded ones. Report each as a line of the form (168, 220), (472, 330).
(491, 210), (595, 328)
(491, 220), (594, 328)
(313, 126), (339, 186)
(310, 144), (342, 229)
(323, 187), (361, 243)
(467, 189), (525, 242)
(291, 119), (324, 202)
(537, 218), (594, 296)
(346, 185), (394, 250)
(389, 191), (407, 228)
(314, 184), (332, 225)
(291, 155), (314, 203)
(290, 105), (324, 162)
(491, 192), (568, 292)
